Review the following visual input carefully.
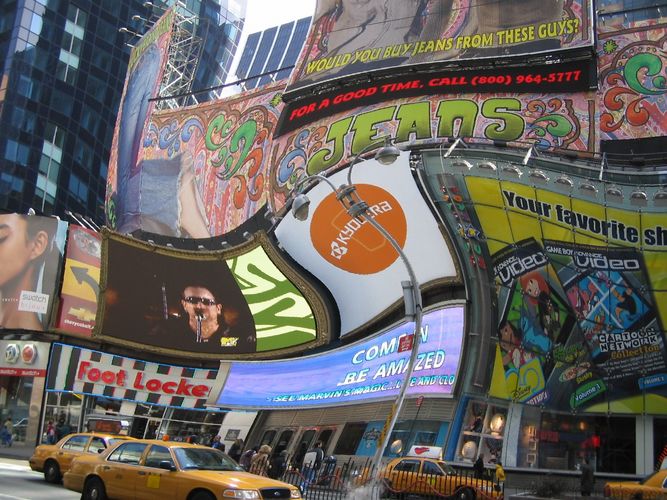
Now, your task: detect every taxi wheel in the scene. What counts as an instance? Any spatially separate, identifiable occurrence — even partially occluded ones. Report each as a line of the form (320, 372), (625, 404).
(456, 487), (475, 500)
(188, 490), (215, 500)
(83, 477), (107, 500)
(44, 460), (61, 483)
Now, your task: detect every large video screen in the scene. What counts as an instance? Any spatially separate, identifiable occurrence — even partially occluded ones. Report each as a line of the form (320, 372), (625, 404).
(0, 213), (68, 331)
(211, 305), (464, 409)
(285, 0), (593, 94)
(97, 232), (330, 358)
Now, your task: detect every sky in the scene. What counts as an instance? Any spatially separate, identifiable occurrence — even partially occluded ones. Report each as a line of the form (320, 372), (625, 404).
(224, 0), (316, 89)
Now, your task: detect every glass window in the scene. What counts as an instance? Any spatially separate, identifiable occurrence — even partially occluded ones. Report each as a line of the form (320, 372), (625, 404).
(90, 437), (106, 453)
(144, 445), (173, 468)
(394, 459), (419, 473)
(334, 423), (366, 455)
(260, 430), (277, 446)
(108, 442), (148, 464)
(275, 430), (294, 454)
(423, 461), (444, 476)
(62, 435), (89, 451)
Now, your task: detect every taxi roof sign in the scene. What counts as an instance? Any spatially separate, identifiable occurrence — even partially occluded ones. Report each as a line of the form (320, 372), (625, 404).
(407, 445), (443, 460)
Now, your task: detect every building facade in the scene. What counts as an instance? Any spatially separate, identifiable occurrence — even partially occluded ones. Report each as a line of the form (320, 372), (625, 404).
(0, 0), (244, 223)
(234, 16), (311, 90)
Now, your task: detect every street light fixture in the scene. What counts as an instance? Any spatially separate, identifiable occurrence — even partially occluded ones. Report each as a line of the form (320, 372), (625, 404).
(290, 137), (423, 496)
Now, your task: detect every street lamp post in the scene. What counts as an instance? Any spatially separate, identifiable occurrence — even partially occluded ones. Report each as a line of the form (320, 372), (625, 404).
(290, 138), (424, 496)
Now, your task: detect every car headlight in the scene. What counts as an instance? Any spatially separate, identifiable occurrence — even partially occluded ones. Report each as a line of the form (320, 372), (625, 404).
(290, 488), (302, 498)
(222, 490), (260, 499)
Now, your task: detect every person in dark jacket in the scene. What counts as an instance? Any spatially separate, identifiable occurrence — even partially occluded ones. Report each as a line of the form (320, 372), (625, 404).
(580, 458), (595, 496)
(228, 438), (244, 462)
(268, 450), (288, 479)
(473, 454), (485, 479)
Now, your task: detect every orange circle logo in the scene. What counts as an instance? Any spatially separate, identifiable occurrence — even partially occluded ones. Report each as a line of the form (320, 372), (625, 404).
(310, 184), (407, 274)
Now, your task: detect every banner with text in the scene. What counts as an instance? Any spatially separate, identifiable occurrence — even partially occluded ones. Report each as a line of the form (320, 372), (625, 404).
(210, 305), (464, 409)
(286, 0), (593, 94)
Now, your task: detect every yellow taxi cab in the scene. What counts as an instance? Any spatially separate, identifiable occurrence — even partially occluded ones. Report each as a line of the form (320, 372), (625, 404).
(29, 432), (134, 483)
(604, 469), (667, 499)
(63, 439), (302, 500)
(357, 446), (502, 500)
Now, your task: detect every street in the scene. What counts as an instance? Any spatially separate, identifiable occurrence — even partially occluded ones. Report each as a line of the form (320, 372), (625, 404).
(0, 459), (79, 500)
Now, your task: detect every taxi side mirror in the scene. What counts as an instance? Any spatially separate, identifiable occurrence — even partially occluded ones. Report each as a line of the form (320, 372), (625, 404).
(159, 460), (176, 471)
(97, 448), (105, 454)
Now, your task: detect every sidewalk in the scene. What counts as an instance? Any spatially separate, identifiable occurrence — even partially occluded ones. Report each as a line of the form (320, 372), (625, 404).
(0, 443), (34, 461)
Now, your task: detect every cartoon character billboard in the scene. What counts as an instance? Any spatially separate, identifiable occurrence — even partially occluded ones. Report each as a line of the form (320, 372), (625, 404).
(106, 8), (174, 234)
(285, 0), (593, 94)
(431, 170), (667, 413)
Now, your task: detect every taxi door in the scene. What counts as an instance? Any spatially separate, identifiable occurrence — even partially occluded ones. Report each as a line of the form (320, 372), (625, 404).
(134, 444), (181, 500)
(388, 458), (421, 494)
(57, 435), (91, 472)
(99, 442), (149, 498)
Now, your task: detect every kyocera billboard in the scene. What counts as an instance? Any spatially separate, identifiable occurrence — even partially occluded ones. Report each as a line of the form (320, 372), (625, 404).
(96, 231), (332, 359)
(210, 305), (464, 409)
(285, 0), (593, 95)
(274, 151), (459, 336)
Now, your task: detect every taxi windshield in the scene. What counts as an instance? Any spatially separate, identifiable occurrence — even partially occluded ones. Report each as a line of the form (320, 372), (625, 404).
(174, 448), (244, 471)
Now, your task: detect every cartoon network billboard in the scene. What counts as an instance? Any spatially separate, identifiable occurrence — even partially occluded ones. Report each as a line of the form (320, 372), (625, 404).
(275, 151), (459, 336)
(209, 305), (464, 409)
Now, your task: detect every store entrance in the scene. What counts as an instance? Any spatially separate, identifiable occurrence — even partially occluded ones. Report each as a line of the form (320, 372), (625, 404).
(129, 417), (161, 439)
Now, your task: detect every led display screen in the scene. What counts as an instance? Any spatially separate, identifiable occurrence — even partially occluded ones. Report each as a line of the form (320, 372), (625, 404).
(211, 305), (464, 409)
(97, 232), (330, 359)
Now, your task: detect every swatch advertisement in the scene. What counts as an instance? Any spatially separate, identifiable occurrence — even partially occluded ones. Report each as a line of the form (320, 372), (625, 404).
(210, 305), (464, 409)
(0, 213), (68, 331)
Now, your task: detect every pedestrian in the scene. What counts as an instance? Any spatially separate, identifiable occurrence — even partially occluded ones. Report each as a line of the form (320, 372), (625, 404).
(300, 441), (324, 494)
(580, 458), (595, 496)
(249, 444), (271, 476)
(211, 435), (225, 451)
(269, 450), (288, 479)
(240, 446), (259, 471)
(228, 438), (244, 462)
(46, 420), (57, 444)
(495, 460), (506, 492)
(162, 434), (170, 441)
(55, 417), (71, 440)
(2, 418), (13, 447)
(473, 453), (485, 479)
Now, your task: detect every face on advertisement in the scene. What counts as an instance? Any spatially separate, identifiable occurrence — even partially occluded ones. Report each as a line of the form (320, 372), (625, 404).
(0, 214), (52, 330)
(181, 286), (223, 342)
